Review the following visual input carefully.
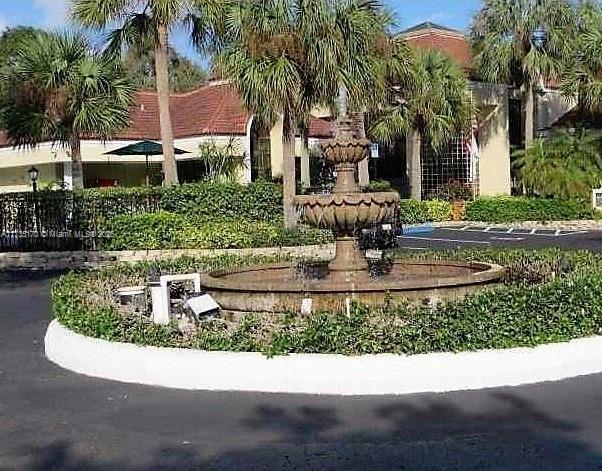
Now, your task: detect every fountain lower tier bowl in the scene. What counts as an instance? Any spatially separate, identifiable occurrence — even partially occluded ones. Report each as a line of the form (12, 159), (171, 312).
(200, 260), (505, 316)
(295, 192), (400, 233)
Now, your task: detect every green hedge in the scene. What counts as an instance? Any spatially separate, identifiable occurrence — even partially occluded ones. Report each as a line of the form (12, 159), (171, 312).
(99, 212), (332, 250)
(52, 248), (602, 356)
(465, 197), (596, 223)
(81, 180), (283, 222)
(399, 199), (452, 224)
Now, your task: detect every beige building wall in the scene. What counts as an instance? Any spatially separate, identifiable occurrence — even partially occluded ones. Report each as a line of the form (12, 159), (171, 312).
(471, 82), (512, 196)
(0, 134), (250, 192)
(537, 89), (575, 131)
(0, 163), (60, 193)
(269, 116), (285, 179)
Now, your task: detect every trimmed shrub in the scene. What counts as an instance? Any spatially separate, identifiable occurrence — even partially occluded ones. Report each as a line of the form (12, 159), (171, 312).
(158, 181), (282, 221)
(76, 181), (283, 222)
(465, 197), (595, 223)
(399, 199), (452, 224)
(99, 212), (332, 250)
(362, 180), (393, 193)
(426, 199), (453, 222)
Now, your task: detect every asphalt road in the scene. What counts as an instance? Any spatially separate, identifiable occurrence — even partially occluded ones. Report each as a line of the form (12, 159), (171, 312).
(3, 236), (602, 469)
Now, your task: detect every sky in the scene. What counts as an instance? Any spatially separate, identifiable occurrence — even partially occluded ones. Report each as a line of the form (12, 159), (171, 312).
(0, 0), (482, 60)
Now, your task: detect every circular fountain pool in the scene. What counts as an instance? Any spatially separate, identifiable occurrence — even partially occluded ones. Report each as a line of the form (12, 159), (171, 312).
(200, 260), (505, 315)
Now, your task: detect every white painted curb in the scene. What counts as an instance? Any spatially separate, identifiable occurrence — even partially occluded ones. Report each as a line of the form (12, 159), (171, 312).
(45, 320), (602, 396)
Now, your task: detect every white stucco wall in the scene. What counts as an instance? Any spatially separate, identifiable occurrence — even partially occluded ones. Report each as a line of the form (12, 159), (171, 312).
(0, 134), (251, 192)
(471, 82), (512, 196)
(537, 89), (576, 131)
(0, 163), (59, 193)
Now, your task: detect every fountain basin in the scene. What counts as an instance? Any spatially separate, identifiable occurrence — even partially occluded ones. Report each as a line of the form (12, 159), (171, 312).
(295, 192), (399, 233)
(200, 260), (505, 316)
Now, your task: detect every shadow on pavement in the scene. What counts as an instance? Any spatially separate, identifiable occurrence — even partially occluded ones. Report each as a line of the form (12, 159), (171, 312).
(14, 390), (602, 471)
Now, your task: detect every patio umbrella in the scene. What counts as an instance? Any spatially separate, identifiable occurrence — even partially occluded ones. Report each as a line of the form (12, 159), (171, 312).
(104, 140), (189, 186)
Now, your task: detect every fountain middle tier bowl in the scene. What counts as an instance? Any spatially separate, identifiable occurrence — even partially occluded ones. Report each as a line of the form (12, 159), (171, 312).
(296, 192), (400, 233)
(321, 137), (371, 164)
(200, 260), (505, 316)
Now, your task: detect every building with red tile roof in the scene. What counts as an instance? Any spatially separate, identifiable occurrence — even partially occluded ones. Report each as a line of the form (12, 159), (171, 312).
(1, 22), (571, 197)
(401, 22), (473, 70)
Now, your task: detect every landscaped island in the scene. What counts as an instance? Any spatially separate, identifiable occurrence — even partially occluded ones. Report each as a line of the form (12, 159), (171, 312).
(51, 248), (602, 357)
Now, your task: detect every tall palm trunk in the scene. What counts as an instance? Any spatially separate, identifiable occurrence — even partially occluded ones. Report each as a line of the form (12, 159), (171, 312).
(524, 79), (535, 151)
(300, 129), (310, 188)
(409, 128), (422, 200)
(352, 111), (370, 187)
(70, 135), (84, 189)
(155, 24), (178, 186)
(282, 126), (297, 229)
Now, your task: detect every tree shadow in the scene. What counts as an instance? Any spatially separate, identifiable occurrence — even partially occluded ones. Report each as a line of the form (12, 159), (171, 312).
(14, 387), (602, 471)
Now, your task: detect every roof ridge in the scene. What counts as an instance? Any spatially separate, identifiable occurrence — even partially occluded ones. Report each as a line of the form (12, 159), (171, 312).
(136, 81), (232, 99)
(400, 22), (465, 38)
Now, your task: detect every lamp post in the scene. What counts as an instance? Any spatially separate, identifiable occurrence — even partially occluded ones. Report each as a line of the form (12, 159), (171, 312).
(28, 166), (39, 194)
(28, 166), (40, 239)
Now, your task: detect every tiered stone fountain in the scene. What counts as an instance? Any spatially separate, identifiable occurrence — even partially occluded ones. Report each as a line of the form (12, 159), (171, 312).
(297, 116), (399, 275)
(201, 116), (503, 315)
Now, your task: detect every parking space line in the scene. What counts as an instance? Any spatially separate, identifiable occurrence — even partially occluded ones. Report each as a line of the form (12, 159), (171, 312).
(399, 236), (491, 245)
(439, 226), (589, 238)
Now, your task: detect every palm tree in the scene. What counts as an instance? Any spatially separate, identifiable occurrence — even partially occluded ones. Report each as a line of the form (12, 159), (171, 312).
(513, 129), (602, 198)
(1, 32), (135, 189)
(217, 0), (391, 228)
(72, 0), (228, 186)
(370, 48), (473, 200)
(471, 0), (574, 150)
(562, 0), (602, 112)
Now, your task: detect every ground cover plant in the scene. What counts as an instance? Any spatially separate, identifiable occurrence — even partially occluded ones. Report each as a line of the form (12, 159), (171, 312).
(52, 248), (602, 357)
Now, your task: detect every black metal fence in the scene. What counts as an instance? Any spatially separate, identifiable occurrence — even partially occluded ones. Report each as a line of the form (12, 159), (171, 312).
(0, 191), (161, 252)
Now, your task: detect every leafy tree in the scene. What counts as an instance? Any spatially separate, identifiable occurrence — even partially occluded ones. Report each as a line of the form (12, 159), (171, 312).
(123, 46), (206, 92)
(72, 0), (228, 186)
(217, 0), (391, 228)
(0, 26), (45, 64)
(370, 48), (473, 200)
(562, 0), (602, 112)
(0, 27), (46, 112)
(1, 33), (135, 189)
(513, 129), (602, 198)
(471, 0), (575, 150)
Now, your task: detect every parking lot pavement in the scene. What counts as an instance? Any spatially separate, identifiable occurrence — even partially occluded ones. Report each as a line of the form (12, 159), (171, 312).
(398, 227), (602, 251)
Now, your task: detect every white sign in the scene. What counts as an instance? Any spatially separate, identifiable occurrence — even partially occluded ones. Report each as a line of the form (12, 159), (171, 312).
(593, 189), (602, 211)
(365, 249), (384, 260)
(370, 143), (380, 159)
(185, 294), (221, 318)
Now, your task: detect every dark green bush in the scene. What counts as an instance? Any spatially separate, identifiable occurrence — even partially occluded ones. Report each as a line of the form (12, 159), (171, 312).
(465, 196), (595, 223)
(158, 181), (282, 221)
(52, 249), (602, 356)
(362, 180), (392, 192)
(99, 212), (332, 250)
(76, 180), (283, 222)
(399, 199), (452, 224)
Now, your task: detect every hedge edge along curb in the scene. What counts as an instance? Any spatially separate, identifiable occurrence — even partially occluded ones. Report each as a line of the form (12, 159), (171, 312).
(45, 320), (602, 396)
